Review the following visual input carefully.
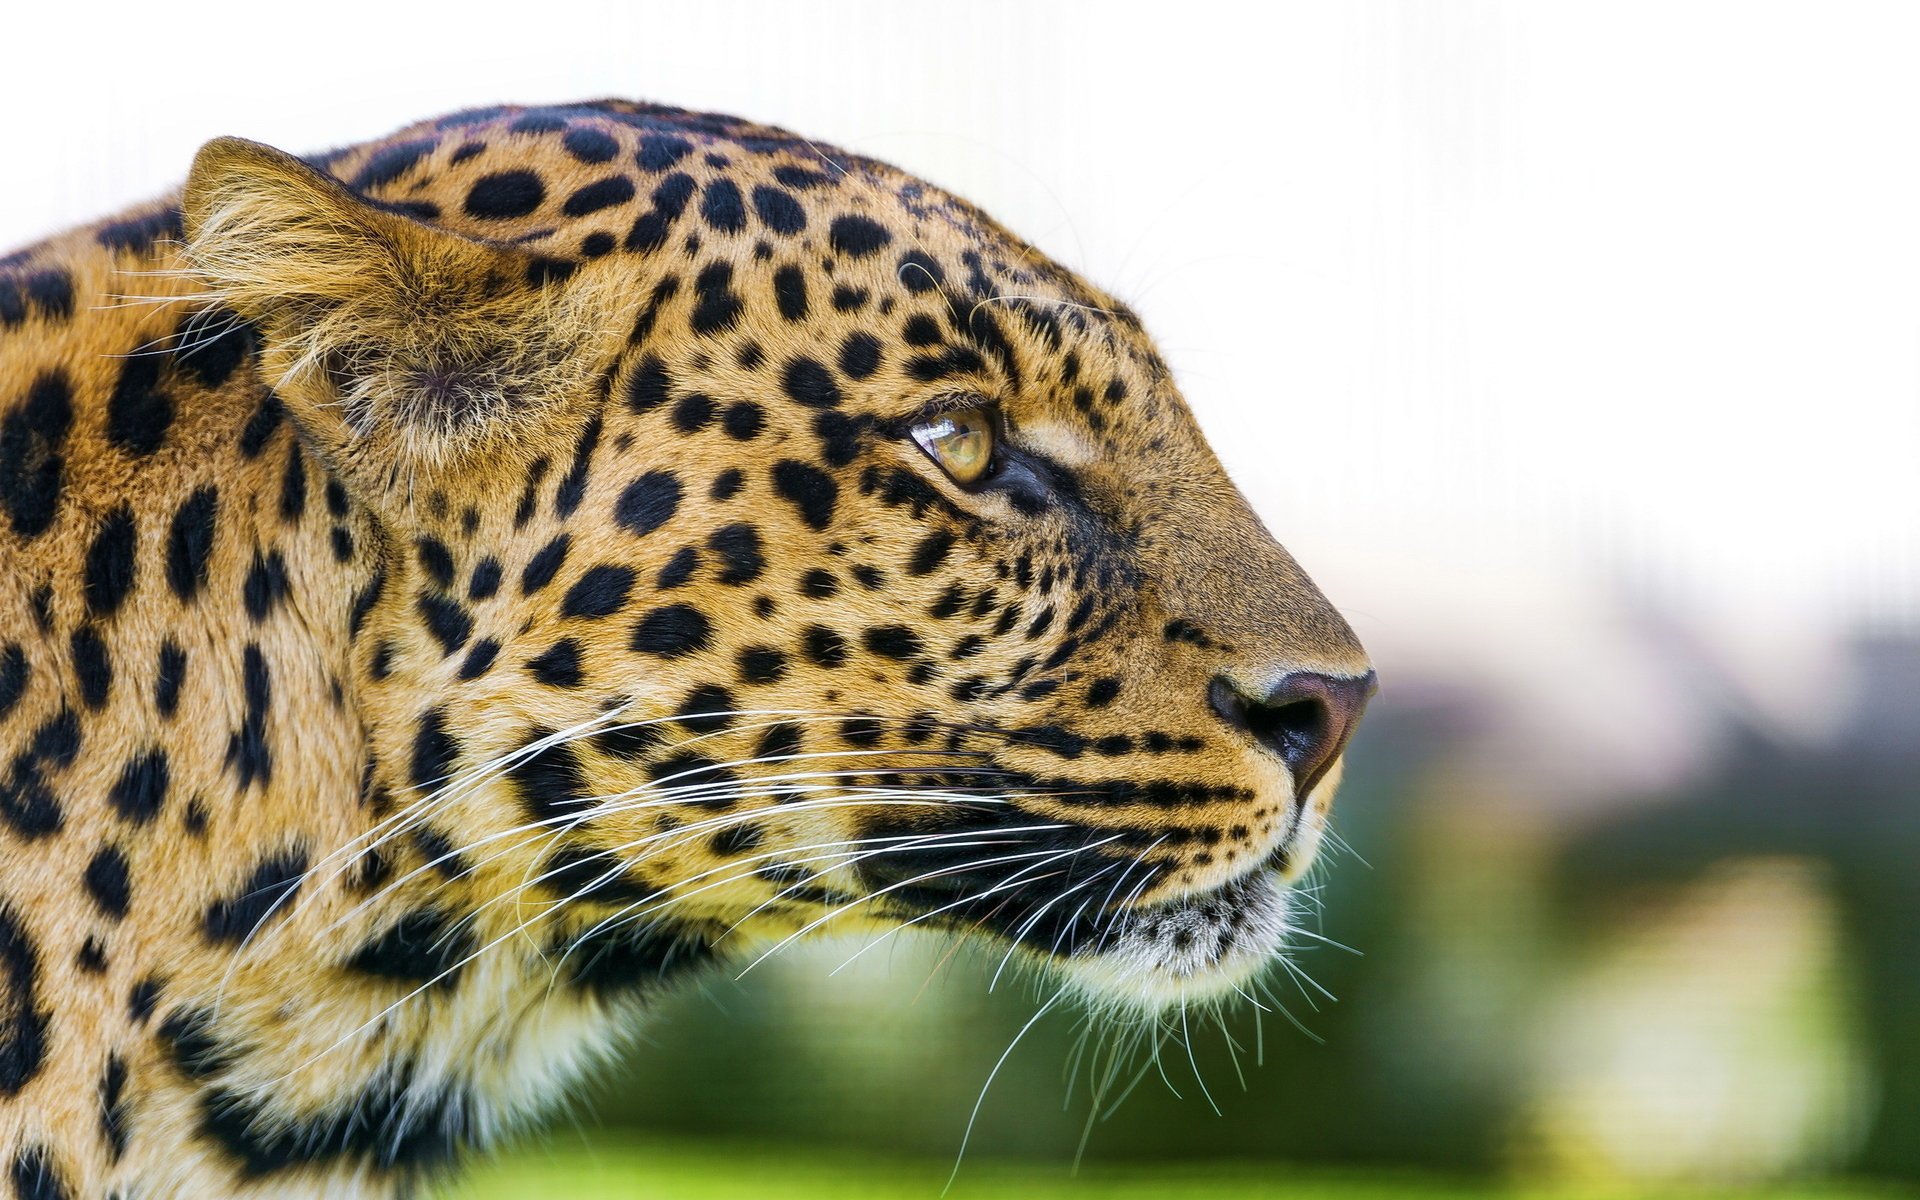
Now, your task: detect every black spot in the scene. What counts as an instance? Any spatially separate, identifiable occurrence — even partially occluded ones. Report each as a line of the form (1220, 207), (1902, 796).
(464, 170), (545, 218)
(96, 206), (184, 252)
(84, 846), (132, 919)
(0, 646), (25, 720)
(349, 566), (387, 639)
(774, 165), (832, 190)
(101, 1053), (130, 1161)
(512, 459), (550, 528)
(690, 262), (742, 335)
(828, 214), (892, 258)
(527, 639), (584, 688)
(554, 414), (601, 518)
(456, 639), (500, 680)
(781, 356), (842, 407)
(28, 709), (80, 767)
(771, 460), (838, 529)
(562, 564), (637, 619)
(755, 722), (803, 762)
(737, 646), (788, 685)
(631, 604), (711, 658)
(416, 593), (473, 655)
(700, 179), (746, 232)
(127, 976), (162, 1024)
(508, 109), (568, 133)
(594, 719), (666, 760)
(1, 371), (74, 538)
(772, 265), (808, 321)
(242, 550), (290, 622)
(675, 685), (737, 733)
(540, 844), (651, 904)
(275, 444), (307, 521)
(0, 906), (49, 1096)
(411, 708), (460, 791)
(104, 354), (173, 457)
(802, 626), (847, 669)
(411, 825), (470, 883)
(166, 486), (219, 601)
(800, 568), (838, 598)
(15, 271), (71, 322)
(656, 547), (699, 589)
(752, 185), (807, 233)
(108, 749), (169, 824)
(637, 134), (694, 172)
(711, 822), (763, 858)
(864, 625), (923, 660)
(563, 127), (619, 163)
(8, 1145), (70, 1200)
(838, 332), (882, 379)
(197, 1059), (482, 1179)
(909, 530), (955, 576)
(467, 557), (503, 601)
(505, 732), (589, 822)
(615, 471), (682, 537)
(347, 909), (475, 990)
(903, 314), (942, 346)
(521, 534), (571, 594)
(672, 392), (716, 433)
(351, 138), (436, 188)
(626, 172), (696, 251)
(582, 230), (616, 257)
(203, 849), (308, 943)
(897, 249), (945, 293)
(563, 174), (636, 216)
(237, 391), (284, 458)
(831, 285), (869, 311)
(157, 1006), (231, 1079)
(69, 627), (111, 709)
(812, 410), (864, 468)
(176, 309), (257, 391)
(559, 920), (714, 998)
(708, 523), (765, 585)
(416, 538), (456, 589)
(224, 644), (273, 789)
(83, 507), (138, 618)
(722, 401), (765, 440)
(709, 468), (745, 501)
(625, 357), (676, 417)
(155, 640), (187, 717)
(1085, 677), (1122, 708)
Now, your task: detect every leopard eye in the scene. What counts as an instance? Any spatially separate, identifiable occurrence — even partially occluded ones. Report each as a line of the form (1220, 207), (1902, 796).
(909, 407), (996, 485)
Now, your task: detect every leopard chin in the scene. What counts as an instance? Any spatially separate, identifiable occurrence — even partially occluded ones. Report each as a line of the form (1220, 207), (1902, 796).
(1053, 869), (1294, 1014)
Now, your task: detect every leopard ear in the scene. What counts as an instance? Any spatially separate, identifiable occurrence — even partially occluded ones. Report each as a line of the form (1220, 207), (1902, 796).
(182, 137), (619, 475)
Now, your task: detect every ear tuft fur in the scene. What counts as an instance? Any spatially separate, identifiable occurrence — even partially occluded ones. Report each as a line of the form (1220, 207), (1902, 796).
(182, 136), (618, 461)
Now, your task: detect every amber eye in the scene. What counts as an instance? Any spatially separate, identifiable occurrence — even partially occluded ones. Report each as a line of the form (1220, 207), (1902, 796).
(909, 407), (996, 485)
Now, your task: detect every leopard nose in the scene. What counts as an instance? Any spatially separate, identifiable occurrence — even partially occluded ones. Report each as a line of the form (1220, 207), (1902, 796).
(1208, 670), (1377, 799)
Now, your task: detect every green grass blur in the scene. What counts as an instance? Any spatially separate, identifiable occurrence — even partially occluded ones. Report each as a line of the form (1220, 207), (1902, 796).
(445, 1140), (1901, 1200)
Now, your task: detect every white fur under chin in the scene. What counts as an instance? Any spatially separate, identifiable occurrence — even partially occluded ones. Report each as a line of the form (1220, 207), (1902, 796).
(1054, 871), (1293, 1014)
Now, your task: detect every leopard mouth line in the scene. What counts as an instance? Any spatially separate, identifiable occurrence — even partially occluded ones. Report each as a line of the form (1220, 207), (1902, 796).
(867, 848), (1295, 1012)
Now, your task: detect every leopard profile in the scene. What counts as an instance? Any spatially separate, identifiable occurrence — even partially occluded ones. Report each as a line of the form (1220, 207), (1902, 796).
(0, 100), (1373, 1199)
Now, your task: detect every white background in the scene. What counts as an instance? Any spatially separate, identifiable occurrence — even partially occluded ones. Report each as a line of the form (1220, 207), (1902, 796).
(3, 1), (1915, 739)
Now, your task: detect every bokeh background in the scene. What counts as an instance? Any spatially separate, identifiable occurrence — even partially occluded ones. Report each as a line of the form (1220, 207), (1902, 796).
(4, 3), (1916, 1196)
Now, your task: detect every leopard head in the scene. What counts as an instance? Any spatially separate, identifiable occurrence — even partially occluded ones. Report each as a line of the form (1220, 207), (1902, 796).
(180, 102), (1373, 1015)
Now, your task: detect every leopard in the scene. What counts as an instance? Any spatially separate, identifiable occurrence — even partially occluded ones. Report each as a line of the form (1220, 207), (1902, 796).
(0, 99), (1375, 1199)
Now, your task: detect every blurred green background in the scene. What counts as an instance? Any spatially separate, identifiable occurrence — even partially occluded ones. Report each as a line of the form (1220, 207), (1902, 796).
(439, 631), (1919, 1200)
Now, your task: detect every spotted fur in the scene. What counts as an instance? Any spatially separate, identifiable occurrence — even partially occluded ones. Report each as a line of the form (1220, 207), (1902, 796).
(0, 100), (1372, 1198)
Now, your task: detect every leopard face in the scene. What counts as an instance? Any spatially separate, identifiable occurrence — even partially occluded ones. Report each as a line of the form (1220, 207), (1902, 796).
(177, 102), (1374, 1016)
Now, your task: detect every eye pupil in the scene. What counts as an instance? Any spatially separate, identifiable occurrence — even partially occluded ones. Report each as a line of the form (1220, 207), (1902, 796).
(911, 407), (996, 485)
